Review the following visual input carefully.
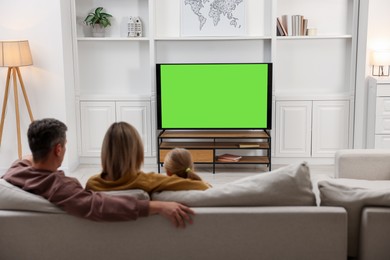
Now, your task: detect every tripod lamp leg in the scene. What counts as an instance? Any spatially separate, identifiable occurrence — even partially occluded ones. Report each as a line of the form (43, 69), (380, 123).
(0, 68), (12, 146)
(12, 68), (22, 159)
(16, 67), (34, 122)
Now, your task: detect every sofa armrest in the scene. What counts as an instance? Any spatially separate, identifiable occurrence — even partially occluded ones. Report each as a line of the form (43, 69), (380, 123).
(335, 149), (390, 180)
(359, 207), (390, 260)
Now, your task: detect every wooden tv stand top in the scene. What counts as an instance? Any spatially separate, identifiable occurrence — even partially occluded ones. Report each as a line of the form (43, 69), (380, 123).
(159, 130), (269, 139)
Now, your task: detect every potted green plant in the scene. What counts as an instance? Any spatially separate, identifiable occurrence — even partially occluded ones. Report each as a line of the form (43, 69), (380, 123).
(84, 7), (113, 37)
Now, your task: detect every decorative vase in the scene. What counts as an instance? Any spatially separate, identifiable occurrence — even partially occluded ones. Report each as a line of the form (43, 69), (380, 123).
(92, 24), (105, 37)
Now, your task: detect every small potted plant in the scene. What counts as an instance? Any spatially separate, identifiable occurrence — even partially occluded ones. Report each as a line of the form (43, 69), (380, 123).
(84, 7), (113, 37)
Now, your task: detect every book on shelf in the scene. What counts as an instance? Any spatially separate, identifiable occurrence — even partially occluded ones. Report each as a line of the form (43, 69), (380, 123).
(276, 17), (287, 36)
(302, 19), (308, 36)
(291, 15), (307, 36)
(276, 22), (283, 36)
(276, 26), (282, 36)
(278, 14), (310, 37)
(217, 158), (241, 162)
(217, 153), (242, 162)
(281, 15), (291, 36)
(238, 143), (260, 148)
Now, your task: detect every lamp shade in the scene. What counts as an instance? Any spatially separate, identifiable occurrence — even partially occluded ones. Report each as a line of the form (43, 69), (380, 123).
(371, 50), (390, 66)
(0, 40), (33, 67)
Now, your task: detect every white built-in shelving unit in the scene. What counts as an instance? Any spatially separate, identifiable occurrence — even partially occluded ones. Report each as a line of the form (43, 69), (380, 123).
(70, 0), (364, 165)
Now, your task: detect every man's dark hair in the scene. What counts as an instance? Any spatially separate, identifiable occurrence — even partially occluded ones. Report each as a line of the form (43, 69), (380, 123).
(27, 118), (67, 162)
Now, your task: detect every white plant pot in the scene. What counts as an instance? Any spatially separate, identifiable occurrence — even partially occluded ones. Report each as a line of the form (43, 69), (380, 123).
(92, 24), (105, 37)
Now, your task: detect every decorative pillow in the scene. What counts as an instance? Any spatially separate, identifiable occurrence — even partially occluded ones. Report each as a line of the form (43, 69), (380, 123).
(318, 179), (390, 257)
(0, 179), (149, 213)
(310, 174), (333, 206)
(0, 178), (63, 213)
(152, 162), (316, 207)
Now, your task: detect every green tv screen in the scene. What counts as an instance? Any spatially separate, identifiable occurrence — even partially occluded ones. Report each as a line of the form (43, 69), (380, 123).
(156, 63), (272, 129)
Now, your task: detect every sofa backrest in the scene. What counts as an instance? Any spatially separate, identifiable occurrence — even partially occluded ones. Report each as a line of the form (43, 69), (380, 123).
(0, 207), (347, 260)
(335, 149), (390, 180)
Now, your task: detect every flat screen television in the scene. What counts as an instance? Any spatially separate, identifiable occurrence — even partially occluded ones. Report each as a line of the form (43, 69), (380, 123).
(156, 63), (272, 130)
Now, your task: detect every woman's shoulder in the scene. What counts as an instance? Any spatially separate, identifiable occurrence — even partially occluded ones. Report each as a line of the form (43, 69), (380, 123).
(85, 173), (118, 190)
(139, 171), (169, 179)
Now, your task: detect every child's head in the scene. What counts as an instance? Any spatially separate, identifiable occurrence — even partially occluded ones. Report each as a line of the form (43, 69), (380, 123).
(164, 148), (201, 181)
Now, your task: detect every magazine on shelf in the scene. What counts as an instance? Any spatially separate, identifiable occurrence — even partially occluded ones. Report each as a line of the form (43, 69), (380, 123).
(238, 143), (260, 148)
(217, 153), (242, 162)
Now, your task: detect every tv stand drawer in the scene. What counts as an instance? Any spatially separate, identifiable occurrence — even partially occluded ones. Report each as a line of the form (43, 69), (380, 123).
(159, 149), (213, 163)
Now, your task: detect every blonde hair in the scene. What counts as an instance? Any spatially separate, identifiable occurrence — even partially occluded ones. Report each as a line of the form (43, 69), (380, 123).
(101, 122), (144, 181)
(164, 148), (202, 181)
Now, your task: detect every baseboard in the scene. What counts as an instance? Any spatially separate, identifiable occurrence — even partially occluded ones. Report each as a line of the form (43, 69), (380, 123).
(271, 157), (334, 165)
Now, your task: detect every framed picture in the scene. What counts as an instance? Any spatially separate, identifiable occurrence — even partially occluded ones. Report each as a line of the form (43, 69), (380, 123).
(181, 0), (247, 37)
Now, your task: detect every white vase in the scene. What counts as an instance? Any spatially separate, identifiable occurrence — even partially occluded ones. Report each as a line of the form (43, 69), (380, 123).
(92, 24), (105, 37)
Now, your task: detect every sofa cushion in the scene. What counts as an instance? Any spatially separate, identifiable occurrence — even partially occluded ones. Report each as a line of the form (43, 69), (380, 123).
(0, 179), (149, 213)
(152, 162), (316, 207)
(0, 178), (63, 213)
(318, 178), (390, 257)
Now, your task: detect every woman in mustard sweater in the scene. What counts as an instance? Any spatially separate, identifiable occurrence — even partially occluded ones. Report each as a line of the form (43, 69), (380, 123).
(86, 122), (209, 193)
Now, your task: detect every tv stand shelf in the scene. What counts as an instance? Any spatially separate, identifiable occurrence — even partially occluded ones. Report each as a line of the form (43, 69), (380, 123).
(158, 130), (271, 173)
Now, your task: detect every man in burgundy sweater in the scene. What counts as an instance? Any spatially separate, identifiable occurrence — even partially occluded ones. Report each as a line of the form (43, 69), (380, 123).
(2, 118), (193, 227)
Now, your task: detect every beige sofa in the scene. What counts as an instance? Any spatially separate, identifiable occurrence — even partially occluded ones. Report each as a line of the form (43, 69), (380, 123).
(1, 150), (390, 260)
(0, 162), (348, 260)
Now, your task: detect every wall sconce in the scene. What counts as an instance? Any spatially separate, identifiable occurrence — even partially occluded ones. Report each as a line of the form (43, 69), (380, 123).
(370, 50), (390, 77)
(0, 40), (34, 159)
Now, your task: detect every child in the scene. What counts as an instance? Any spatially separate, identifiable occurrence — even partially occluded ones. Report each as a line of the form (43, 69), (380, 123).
(163, 148), (203, 181)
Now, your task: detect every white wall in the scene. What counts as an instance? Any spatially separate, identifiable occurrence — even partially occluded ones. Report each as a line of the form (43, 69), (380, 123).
(0, 0), (77, 172)
(0, 0), (387, 172)
(367, 1), (390, 60)
(356, 0), (390, 148)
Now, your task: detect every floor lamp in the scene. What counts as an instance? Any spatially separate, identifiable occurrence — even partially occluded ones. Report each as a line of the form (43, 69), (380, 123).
(0, 40), (34, 159)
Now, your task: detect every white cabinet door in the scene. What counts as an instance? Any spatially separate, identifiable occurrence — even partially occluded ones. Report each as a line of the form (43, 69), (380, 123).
(275, 101), (312, 157)
(312, 101), (349, 157)
(80, 101), (116, 156)
(116, 101), (152, 156)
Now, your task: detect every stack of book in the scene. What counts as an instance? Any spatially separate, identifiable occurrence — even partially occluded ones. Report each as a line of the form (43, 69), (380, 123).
(277, 15), (308, 36)
(217, 154), (242, 162)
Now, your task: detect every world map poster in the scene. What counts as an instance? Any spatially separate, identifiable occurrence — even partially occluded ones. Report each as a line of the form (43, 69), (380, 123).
(181, 0), (246, 36)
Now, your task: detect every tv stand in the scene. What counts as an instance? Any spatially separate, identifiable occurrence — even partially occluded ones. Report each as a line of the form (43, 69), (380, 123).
(157, 130), (271, 173)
